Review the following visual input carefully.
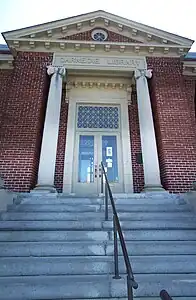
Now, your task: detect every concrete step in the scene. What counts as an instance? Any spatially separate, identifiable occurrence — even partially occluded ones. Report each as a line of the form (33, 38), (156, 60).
(0, 241), (106, 256)
(0, 219), (196, 231)
(1, 241), (196, 257)
(20, 196), (182, 205)
(2, 255), (196, 276)
(0, 220), (103, 230)
(7, 204), (101, 212)
(0, 274), (196, 299)
(105, 204), (190, 212)
(1, 229), (196, 242)
(7, 203), (191, 213)
(107, 240), (196, 256)
(0, 230), (109, 242)
(1, 255), (196, 276)
(1, 211), (195, 221)
(21, 197), (103, 205)
(123, 229), (196, 241)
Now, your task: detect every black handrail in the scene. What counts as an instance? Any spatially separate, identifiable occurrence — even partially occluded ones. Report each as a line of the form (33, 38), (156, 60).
(160, 290), (173, 300)
(101, 162), (138, 300)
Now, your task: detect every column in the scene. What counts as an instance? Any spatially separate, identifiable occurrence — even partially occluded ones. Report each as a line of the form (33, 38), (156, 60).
(134, 69), (164, 192)
(34, 66), (66, 192)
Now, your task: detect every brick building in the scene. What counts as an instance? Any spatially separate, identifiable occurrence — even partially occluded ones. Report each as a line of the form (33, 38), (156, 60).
(0, 10), (196, 195)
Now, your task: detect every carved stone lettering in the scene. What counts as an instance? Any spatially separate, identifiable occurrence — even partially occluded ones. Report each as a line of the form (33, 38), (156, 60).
(60, 57), (100, 65)
(106, 58), (141, 68)
(54, 54), (146, 70)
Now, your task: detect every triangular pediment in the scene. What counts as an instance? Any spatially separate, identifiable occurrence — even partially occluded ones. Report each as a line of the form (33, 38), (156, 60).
(2, 10), (194, 55)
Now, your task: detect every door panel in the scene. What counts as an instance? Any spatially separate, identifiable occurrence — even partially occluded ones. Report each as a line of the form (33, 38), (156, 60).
(78, 135), (94, 183)
(102, 135), (118, 182)
(73, 133), (98, 195)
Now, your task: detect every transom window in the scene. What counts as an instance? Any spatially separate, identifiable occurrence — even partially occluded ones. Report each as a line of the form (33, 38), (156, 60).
(77, 105), (119, 129)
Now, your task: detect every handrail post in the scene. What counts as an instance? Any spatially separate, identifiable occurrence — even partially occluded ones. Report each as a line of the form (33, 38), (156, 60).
(127, 275), (134, 300)
(105, 183), (109, 221)
(101, 168), (103, 194)
(113, 216), (121, 279)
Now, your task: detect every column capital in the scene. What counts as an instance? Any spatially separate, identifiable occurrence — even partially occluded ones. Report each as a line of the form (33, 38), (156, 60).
(47, 65), (66, 77)
(135, 69), (153, 80)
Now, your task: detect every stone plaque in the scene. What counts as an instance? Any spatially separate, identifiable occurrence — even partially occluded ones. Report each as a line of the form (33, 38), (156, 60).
(54, 53), (146, 71)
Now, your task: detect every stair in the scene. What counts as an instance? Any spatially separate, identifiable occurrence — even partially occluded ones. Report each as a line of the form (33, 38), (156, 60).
(1, 193), (196, 299)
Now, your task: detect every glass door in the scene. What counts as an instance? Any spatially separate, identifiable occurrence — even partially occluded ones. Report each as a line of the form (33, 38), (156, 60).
(73, 132), (124, 195)
(99, 134), (123, 194)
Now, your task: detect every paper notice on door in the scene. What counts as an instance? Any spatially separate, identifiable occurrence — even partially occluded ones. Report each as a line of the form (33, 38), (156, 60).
(106, 147), (112, 157)
(106, 158), (113, 168)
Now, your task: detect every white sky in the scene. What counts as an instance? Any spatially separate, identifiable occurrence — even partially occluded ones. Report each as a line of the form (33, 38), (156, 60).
(0, 0), (196, 51)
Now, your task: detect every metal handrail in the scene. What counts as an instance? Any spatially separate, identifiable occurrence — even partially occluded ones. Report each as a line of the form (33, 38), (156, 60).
(160, 290), (173, 300)
(100, 162), (138, 300)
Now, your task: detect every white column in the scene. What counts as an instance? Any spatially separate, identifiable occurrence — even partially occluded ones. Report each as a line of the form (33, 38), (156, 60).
(135, 69), (164, 192)
(34, 66), (66, 192)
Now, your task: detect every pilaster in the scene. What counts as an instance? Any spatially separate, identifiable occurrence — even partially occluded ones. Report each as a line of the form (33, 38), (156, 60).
(33, 66), (66, 193)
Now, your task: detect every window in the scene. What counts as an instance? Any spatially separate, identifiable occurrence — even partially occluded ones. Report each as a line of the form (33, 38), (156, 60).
(91, 29), (108, 41)
(77, 106), (119, 129)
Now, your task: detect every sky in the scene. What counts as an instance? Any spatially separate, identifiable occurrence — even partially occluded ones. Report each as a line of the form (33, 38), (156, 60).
(0, 0), (196, 51)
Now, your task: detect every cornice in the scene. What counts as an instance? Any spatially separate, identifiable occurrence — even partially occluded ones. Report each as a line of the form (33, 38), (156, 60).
(0, 53), (14, 69)
(7, 38), (190, 57)
(183, 60), (196, 76)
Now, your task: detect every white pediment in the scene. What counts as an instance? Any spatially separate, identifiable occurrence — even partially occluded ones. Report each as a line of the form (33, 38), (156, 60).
(3, 10), (193, 45)
(2, 10), (194, 56)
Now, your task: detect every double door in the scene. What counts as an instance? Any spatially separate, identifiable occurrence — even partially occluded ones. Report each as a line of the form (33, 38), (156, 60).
(73, 132), (123, 195)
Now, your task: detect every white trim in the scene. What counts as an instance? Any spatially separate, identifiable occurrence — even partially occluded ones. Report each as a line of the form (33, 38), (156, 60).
(8, 37), (192, 48)
(0, 54), (14, 69)
(183, 60), (196, 76)
(62, 86), (133, 194)
(6, 37), (190, 57)
(0, 54), (13, 61)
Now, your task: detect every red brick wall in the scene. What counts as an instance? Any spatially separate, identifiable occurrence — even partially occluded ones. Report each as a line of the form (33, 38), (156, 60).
(0, 69), (13, 130)
(63, 28), (140, 43)
(129, 89), (144, 192)
(147, 57), (196, 192)
(1, 53), (196, 194)
(54, 85), (68, 192)
(0, 51), (52, 192)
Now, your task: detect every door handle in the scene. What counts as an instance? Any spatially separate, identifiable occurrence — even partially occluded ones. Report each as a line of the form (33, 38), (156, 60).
(95, 165), (98, 178)
(99, 165), (102, 178)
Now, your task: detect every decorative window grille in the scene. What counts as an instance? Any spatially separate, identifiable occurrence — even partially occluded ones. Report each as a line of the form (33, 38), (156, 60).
(77, 106), (119, 129)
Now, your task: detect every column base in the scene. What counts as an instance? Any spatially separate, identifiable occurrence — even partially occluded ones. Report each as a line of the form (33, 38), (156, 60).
(142, 184), (166, 193)
(31, 185), (57, 194)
